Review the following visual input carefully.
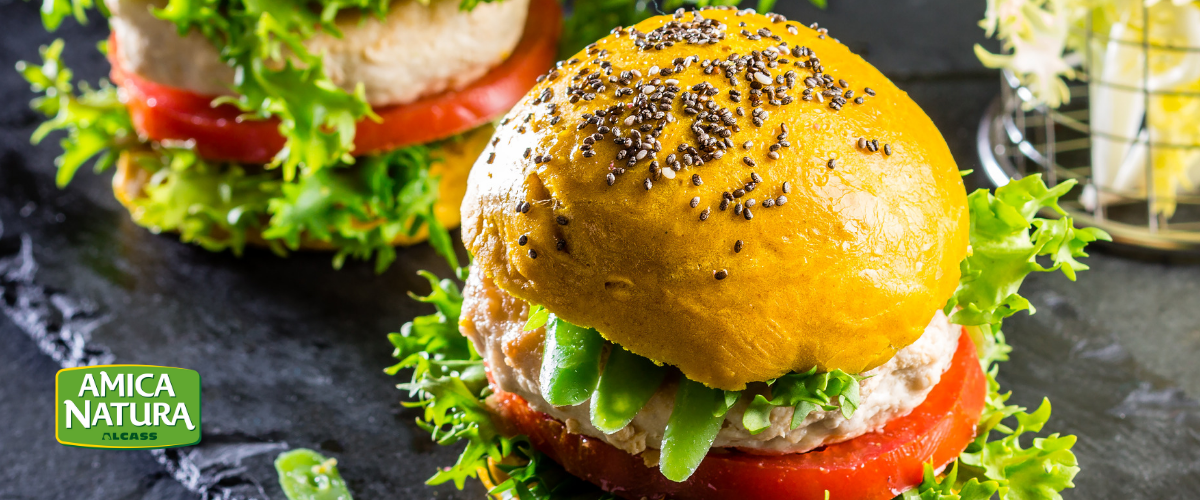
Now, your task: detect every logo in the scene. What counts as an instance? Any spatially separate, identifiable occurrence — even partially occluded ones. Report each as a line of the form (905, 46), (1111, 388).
(55, 365), (201, 449)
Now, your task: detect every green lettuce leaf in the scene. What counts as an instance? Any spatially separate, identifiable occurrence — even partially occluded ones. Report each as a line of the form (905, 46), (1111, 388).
(902, 461), (999, 500)
(742, 368), (862, 435)
(901, 358), (1079, 500)
(35, 0), (106, 31)
(945, 175), (1110, 335)
(905, 173), (1092, 500)
(128, 148), (280, 255)
(15, 39), (136, 187)
(275, 448), (354, 500)
(388, 268), (619, 499)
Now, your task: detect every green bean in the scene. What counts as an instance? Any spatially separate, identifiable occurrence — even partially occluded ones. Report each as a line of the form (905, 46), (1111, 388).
(539, 317), (605, 406)
(660, 378), (730, 482)
(590, 346), (667, 433)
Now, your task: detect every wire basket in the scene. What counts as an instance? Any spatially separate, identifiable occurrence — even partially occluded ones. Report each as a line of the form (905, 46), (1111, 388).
(977, 3), (1200, 253)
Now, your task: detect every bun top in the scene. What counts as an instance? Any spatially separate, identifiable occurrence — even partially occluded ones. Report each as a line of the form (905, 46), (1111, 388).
(461, 7), (968, 390)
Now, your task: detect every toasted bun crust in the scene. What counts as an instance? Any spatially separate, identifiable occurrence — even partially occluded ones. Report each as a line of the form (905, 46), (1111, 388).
(113, 126), (487, 249)
(461, 8), (968, 390)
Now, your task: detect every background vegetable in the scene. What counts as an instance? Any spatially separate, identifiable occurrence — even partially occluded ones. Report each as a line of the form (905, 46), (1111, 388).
(275, 448), (354, 500)
(977, 0), (1200, 217)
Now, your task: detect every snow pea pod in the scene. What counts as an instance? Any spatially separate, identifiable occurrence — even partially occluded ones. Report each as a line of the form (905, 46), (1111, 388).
(539, 317), (605, 406)
(275, 449), (353, 500)
(660, 378), (731, 482)
(590, 346), (667, 433)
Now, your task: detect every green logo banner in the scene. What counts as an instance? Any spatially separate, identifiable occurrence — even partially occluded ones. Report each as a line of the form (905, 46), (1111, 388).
(55, 365), (201, 449)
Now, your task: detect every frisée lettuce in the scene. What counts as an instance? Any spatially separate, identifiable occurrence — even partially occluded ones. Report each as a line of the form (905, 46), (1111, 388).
(17, 40), (460, 271)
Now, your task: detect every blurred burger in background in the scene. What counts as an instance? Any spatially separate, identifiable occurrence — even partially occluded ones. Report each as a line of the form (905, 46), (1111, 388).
(19, 0), (560, 270)
(390, 5), (1107, 499)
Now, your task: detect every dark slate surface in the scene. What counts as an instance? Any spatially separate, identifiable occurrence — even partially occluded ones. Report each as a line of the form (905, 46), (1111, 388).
(1, 0), (1197, 499)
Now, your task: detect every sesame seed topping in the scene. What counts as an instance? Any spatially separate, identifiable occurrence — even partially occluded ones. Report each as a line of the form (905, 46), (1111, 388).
(743, 207), (754, 220)
(692, 174), (703, 186)
(884, 144), (892, 155)
(690, 196), (701, 208)
(827, 159), (837, 169)
(518, 234), (528, 246)
(556, 215), (569, 225)
(734, 240), (743, 252)
(700, 207), (711, 220)
(714, 269), (728, 280)
(776, 195), (787, 206)
(529, 249), (538, 259)
(782, 181), (791, 193)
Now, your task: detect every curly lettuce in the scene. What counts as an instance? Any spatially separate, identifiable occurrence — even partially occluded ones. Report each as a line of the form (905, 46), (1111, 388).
(16, 39), (136, 187)
(945, 175), (1110, 357)
(390, 176), (1105, 499)
(17, 40), (458, 271)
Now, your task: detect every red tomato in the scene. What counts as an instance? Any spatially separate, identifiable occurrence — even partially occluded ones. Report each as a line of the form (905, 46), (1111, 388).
(490, 329), (986, 500)
(108, 0), (561, 164)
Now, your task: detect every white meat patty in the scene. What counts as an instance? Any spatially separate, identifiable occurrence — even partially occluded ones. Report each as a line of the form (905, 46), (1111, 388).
(106, 0), (531, 107)
(460, 267), (963, 456)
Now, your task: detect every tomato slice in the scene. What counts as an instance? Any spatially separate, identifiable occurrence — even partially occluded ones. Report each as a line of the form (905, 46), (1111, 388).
(109, 0), (561, 164)
(490, 329), (986, 500)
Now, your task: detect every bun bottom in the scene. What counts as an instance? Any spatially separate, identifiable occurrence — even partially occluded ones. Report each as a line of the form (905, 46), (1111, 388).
(111, 127), (487, 251)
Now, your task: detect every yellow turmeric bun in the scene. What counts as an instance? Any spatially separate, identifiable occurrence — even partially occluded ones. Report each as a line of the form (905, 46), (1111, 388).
(113, 125), (487, 249)
(461, 8), (968, 390)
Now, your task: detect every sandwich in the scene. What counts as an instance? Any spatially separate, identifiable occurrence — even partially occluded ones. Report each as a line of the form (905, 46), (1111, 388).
(389, 6), (1108, 499)
(19, 0), (560, 270)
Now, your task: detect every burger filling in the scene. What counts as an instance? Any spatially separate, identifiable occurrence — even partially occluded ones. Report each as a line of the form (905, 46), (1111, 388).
(106, 0), (531, 107)
(460, 268), (962, 457)
(23, 0), (542, 270)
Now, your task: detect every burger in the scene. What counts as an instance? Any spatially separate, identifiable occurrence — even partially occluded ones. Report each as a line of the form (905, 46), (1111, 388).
(18, 0), (560, 270)
(389, 6), (1108, 499)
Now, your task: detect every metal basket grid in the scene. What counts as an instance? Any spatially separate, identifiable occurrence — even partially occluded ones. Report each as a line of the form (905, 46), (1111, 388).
(977, 3), (1200, 252)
